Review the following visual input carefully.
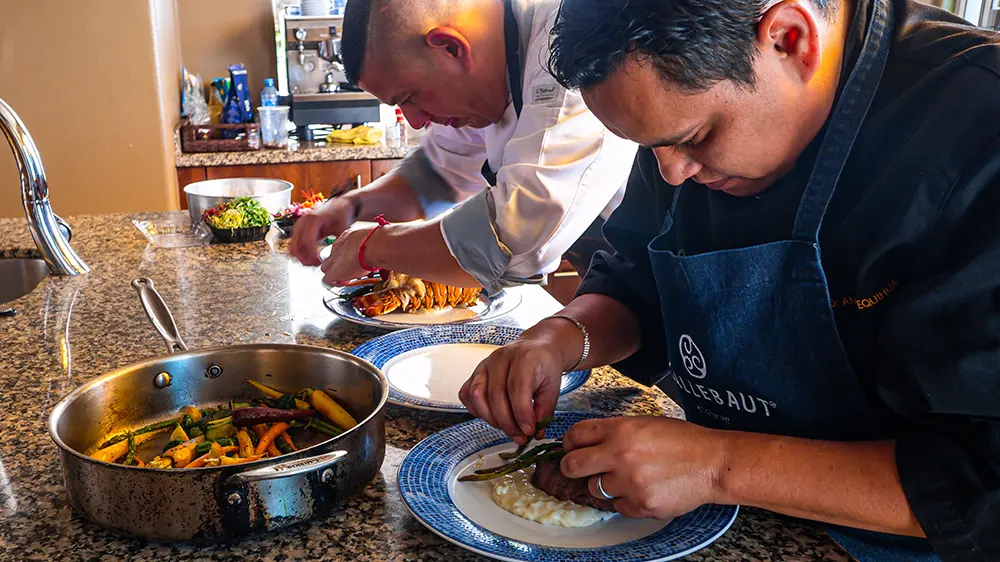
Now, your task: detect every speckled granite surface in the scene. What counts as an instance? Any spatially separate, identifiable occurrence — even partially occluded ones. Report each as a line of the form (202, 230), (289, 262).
(0, 213), (853, 561)
(174, 128), (415, 168)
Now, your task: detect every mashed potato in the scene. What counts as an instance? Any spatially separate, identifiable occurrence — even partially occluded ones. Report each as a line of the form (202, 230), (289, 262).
(490, 468), (617, 527)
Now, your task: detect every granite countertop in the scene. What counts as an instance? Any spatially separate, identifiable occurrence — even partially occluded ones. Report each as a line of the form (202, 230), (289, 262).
(0, 213), (852, 561)
(174, 128), (415, 168)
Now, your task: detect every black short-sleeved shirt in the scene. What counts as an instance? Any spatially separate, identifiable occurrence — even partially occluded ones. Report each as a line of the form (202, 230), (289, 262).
(578, 1), (1000, 559)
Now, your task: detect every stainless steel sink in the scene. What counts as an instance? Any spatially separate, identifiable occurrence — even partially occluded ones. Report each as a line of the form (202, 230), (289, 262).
(0, 258), (48, 304)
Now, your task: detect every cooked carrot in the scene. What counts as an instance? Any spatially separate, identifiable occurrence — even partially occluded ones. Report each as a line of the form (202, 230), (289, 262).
(280, 432), (297, 452)
(134, 456), (145, 468)
(91, 431), (160, 464)
(163, 435), (206, 469)
(187, 445), (239, 469)
(251, 424), (282, 457)
(254, 422), (291, 456)
(306, 388), (357, 430)
(245, 380), (310, 410)
(219, 454), (263, 466)
(236, 428), (254, 458)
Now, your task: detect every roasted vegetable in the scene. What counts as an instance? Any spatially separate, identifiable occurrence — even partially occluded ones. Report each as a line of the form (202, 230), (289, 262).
(246, 380), (311, 410)
(305, 389), (357, 430)
(162, 439), (183, 453)
(91, 431), (161, 464)
(187, 444), (239, 469)
(236, 429), (254, 458)
(280, 432), (297, 452)
(219, 454), (263, 466)
(460, 442), (567, 482)
(163, 436), (205, 468)
(251, 424), (281, 457)
(231, 406), (317, 427)
(147, 456), (173, 469)
(97, 419), (178, 450)
(254, 422), (291, 456)
(123, 433), (137, 466)
(179, 405), (202, 424)
(169, 424), (189, 443)
(204, 417), (236, 441)
(498, 416), (553, 460)
(304, 418), (344, 437)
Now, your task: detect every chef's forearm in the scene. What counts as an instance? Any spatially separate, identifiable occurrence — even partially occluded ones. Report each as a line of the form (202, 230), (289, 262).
(718, 432), (926, 537)
(527, 294), (642, 372)
(345, 171), (426, 224)
(365, 221), (481, 288)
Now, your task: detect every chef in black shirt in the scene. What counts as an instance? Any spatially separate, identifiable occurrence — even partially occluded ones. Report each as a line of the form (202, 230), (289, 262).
(458, 0), (1000, 560)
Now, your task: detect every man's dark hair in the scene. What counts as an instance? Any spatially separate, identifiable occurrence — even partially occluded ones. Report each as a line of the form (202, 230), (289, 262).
(342, 0), (372, 86)
(549, 0), (836, 93)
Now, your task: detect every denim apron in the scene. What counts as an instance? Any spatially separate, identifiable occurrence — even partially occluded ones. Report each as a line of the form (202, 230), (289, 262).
(648, 0), (938, 559)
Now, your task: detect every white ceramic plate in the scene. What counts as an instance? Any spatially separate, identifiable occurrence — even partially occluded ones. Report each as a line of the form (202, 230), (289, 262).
(398, 413), (740, 561)
(351, 325), (590, 412)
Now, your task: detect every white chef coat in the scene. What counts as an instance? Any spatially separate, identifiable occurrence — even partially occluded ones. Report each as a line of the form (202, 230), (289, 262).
(394, 0), (639, 294)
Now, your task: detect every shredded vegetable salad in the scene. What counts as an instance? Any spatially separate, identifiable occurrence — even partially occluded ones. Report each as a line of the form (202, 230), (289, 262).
(203, 196), (272, 230)
(274, 190), (327, 221)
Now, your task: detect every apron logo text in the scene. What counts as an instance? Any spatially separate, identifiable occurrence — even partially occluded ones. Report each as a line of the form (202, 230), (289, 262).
(831, 279), (898, 310)
(678, 334), (707, 379)
(671, 371), (776, 418)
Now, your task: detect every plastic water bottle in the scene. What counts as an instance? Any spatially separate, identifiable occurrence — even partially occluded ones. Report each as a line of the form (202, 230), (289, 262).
(261, 78), (279, 107)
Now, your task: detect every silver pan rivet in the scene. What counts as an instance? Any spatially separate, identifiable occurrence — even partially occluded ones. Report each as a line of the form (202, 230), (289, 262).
(227, 492), (242, 505)
(153, 372), (172, 388)
(321, 469), (334, 483)
(206, 364), (223, 378)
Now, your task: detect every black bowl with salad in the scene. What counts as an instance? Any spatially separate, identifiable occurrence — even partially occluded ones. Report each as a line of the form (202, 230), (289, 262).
(202, 196), (274, 242)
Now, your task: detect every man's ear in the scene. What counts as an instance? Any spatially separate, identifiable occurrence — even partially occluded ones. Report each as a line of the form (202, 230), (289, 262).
(425, 27), (474, 71)
(757, 0), (822, 84)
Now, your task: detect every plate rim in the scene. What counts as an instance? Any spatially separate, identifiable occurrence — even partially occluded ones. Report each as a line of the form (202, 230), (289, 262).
(323, 285), (522, 331)
(396, 412), (740, 562)
(350, 324), (591, 412)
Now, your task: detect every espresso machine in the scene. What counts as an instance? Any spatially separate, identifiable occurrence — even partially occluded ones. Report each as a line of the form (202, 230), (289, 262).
(273, 3), (381, 139)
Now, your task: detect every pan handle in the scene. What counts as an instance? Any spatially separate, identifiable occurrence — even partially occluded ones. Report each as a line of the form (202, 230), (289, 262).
(131, 278), (189, 354)
(227, 450), (348, 484)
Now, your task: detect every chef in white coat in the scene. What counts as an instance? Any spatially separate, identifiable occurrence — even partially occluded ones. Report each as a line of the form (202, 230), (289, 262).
(289, 0), (638, 293)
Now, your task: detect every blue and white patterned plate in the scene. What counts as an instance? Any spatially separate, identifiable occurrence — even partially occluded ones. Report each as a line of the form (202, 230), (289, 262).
(398, 412), (739, 561)
(351, 325), (590, 412)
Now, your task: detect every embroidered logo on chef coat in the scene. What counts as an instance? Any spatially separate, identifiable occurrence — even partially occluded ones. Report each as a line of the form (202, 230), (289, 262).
(678, 334), (707, 379)
(532, 84), (559, 104)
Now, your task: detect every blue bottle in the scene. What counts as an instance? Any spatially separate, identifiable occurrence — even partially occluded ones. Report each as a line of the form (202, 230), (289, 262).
(261, 78), (279, 107)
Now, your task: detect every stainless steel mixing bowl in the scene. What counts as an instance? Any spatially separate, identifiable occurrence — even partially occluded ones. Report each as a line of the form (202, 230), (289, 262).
(183, 178), (293, 224)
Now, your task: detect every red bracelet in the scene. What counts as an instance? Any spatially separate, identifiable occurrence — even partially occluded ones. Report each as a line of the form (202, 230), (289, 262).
(358, 214), (390, 273)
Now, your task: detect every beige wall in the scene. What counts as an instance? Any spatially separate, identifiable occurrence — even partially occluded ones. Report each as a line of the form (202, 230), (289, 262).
(0, 0), (181, 219)
(176, 0), (278, 106)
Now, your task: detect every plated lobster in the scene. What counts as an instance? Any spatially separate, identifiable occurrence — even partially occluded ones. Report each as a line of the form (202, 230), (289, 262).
(351, 272), (482, 317)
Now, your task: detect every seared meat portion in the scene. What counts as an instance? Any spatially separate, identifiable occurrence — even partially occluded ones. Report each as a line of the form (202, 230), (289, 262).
(530, 458), (617, 512)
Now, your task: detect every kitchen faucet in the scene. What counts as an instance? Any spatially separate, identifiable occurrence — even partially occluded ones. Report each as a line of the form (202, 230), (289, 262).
(0, 96), (88, 275)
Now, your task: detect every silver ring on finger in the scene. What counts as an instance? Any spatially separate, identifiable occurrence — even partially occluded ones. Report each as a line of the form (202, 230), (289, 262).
(596, 473), (616, 500)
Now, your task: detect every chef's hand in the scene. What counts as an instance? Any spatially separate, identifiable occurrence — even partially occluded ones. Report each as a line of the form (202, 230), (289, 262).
(289, 196), (358, 267)
(319, 225), (375, 286)
(459, 328), (572, 445)
(561, 416), (728, 519)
